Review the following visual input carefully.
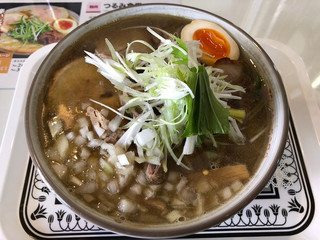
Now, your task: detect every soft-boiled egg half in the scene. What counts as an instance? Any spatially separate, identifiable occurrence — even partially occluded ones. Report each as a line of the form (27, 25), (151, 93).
(53, 18), (78, 35)
(181, 20), (240, 65)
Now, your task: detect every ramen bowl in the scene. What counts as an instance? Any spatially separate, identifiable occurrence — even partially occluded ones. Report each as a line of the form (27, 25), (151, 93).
(25, 4), (288, 238)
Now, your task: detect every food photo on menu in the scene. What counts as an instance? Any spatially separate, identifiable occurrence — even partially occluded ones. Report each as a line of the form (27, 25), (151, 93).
(0, 2), (81, 56)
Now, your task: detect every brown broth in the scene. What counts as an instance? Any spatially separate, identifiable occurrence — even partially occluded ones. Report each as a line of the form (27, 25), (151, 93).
(42, 14), (272, 225)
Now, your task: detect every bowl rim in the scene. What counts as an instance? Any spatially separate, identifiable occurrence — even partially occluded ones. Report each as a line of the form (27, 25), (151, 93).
(25, 3), (289, 238)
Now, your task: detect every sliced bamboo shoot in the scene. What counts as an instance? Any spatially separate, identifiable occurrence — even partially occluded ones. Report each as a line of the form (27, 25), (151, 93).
(187, 164), (250, 189)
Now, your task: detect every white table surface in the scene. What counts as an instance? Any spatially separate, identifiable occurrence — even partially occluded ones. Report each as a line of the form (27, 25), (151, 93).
(1, 0), (319, 239)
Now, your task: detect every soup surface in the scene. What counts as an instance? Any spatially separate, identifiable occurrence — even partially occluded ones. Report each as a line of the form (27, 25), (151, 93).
(41, 14), (272, 225)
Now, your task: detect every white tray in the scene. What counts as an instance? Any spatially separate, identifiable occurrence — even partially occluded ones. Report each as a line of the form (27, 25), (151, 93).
(0, 39), (319, 240)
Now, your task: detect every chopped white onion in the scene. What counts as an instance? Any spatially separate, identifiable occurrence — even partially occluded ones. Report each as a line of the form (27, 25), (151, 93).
(147, 156), (161, 165)
(137, 146), (144, 158)
(182, 136), (196, 155)
(117, 154), (130, 166)
(107, 179), (119, 194)
(70, 175), (83, 186)
(108, 155), (117, 165)
(230, 180), (244, 193)
(218, 186), (232, 200)
(100, 108), (109, 117)
(46, 147), (61, 162)
(152, 147), (162, 156)
(108, 115), (122, 132)
(86, 131), (94, 141)
(77, 117), (89, 128)
(136, 170), (147, 185)
(135, 128), (156, 147)
(117, 165), (134, 177)
(146, 140), (154, 149)
(98, 171), (110, 182)
(164, 182), (174, 191)
(99, 158), (114, 175)
(88, 139), (104, 148)
(76, 182), (98, 194)
(144, 187), (156, 199)
(125, 151), (135, 162)
(52, 164), (67, 178)
(176, 176), (188, 193)
(93, 125), (105, 137)
(81, 102), (90, 110)
(99, 149), (108, 157)
(79, 126), (89, 138)
(134, 156), (146, 164)
(171, 198), (185, 207)
(101, 142), (116, 156)
(116, 111), (151, 150)
(73, 160), (87, 174)
(66, 132), (75, 140)
(74, 135), (87, 146)
(149, 184), (161, 191)
(80, 148), (90, 160)
(82, 194), (95, 203)
(145, 150), (153, 157)
(86, 169), (97, 181)
(118, 174), (131, 188)
(115, 162), (124, 169)
(118, 199), (136, 213)
(166, 210), (183, 223)
(115, 146), (125, 155)
(56, 134), (69, 159)
(48, 117), (63, 138)
(229, 117), (245, 144)
(194, 196), (205, 216)
(130, 184), (142, 195)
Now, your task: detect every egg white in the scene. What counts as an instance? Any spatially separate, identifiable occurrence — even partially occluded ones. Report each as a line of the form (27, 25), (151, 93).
(181, 20), (240, 63)
(53, 18), (78, 35)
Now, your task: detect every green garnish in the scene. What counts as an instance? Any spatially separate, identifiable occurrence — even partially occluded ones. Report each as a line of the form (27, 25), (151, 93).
(9, 15), (51, 43)
(228, 108), (246, 122)
(181, 66), (230, 138)
(85, 26), (246, 168)
(171, 35), (188, 65)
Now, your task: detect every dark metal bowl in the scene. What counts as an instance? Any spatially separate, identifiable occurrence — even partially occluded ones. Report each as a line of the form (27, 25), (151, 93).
(25, 4), (289, 238)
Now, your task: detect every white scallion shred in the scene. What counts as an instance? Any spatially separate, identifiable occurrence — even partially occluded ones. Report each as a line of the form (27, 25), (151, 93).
(84, 27), (246, 170)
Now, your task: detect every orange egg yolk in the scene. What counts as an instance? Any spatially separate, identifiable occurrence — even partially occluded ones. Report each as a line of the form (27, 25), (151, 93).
(193, 28), (230, 61)
(58, 20), (73, 30)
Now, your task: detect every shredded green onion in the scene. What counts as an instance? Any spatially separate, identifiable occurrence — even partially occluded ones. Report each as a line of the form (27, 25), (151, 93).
(85, 27), (246, 169)
(9, 15), (51, 43)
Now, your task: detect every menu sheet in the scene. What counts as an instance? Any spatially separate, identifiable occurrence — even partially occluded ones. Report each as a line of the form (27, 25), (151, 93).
(0, 0), (179, 88)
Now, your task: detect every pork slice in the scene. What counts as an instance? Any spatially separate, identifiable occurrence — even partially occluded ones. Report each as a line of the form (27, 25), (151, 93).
(38, 30), (64, 44)
(102, 129), (124, 144)
(144, 163), (166, 185)
(29, 6), (69, 23)
(87, 106), (109, 130)
(214, 58), (247, 85)
(87, 106), (124, 143)
(0, 12), (27, 33)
